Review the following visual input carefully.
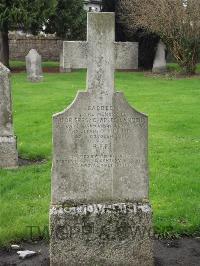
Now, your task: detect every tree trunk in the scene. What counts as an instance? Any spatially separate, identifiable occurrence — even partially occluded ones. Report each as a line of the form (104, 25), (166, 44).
(0, 29), (9, 68)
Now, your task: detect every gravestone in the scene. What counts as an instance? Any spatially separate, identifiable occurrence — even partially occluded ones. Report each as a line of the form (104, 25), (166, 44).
(50, 12), (153, 266)
(25, 49), (43, 82)
(0, 63), (18, 168)
(153, 41), (167, 73)
(59, 50), (71, 73)
(59, 50), (64, 72)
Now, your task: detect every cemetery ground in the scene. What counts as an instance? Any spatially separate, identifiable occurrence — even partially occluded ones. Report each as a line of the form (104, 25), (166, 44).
(0, 64), (200, 264)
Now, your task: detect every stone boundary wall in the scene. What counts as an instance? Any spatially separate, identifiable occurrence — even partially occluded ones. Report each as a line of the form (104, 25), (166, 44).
(9, 34), (62, 61)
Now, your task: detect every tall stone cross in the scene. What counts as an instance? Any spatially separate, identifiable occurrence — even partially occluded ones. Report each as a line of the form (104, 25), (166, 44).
(0, 63), (18, 168)
(50, 13), (153, 266)
(63, 14), (138, 74)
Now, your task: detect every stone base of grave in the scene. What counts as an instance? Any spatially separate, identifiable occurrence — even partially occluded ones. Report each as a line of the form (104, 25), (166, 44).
(50, 203), (154, 266)
(0, 136), (18, 168)
(28, 75), (43, 82)
(59, 67), (72, 73)
(152, 66), (167, 74)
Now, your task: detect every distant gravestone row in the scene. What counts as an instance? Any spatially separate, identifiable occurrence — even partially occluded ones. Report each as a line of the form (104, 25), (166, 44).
(50, 12), (153, 265)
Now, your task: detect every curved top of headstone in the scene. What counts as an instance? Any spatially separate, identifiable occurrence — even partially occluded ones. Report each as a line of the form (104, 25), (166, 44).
(157, 40), (166, 49)
(26, 49), (41, 59)
(25, 49), (43, 81)
(0, 62), (10, 74)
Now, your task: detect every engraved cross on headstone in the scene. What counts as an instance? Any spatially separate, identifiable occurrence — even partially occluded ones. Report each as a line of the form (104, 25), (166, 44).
(63, 12), (138, 95)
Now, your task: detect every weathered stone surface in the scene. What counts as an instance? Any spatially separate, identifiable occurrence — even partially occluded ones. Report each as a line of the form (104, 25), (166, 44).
(50, 203), (153, 266)
(63, 41), (88, 71)
(59, 50), (71, 73)
(59, 50), (64, 72)
(25, 49), (43, 82)
(0, 65), (12, 136)
(63, 39), (138, 71)
(50, 12), (153, 265)
(0, 63), (18, 168)
(153, 41), (167, 73)
(52, 91), (148, 204)
(115, 42), (138, 70)
(0, 137), (18, 168)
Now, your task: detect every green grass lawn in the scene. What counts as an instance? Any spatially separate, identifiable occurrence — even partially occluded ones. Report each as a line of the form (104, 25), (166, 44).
(10, 60), (59, 69)
(0, 70), (200, 246)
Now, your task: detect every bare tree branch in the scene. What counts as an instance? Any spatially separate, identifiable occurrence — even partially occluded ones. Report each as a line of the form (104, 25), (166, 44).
(118, 0), (200, 74)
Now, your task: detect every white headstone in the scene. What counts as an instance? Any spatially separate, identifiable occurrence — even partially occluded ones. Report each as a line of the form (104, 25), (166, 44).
(153, 41), (167, 73)
(50, 13), (153, 265)
(0, 63), (18, 168)
(25, 49), (43, 82)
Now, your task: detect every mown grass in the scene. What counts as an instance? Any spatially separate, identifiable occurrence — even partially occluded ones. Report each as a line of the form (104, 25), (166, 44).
(0, 68), (200, 246)
(10, 60), (59, 69)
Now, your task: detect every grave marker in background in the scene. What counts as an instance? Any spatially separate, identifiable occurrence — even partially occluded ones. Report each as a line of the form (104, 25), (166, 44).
(153, 41), (167, 73)
(59, 50), (71, 73)
(26, 49), (43, 82)
(0, 63), (18, 168)
(50, 12), (153, 265)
